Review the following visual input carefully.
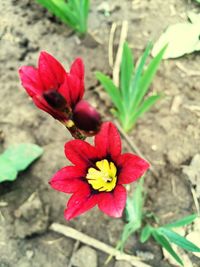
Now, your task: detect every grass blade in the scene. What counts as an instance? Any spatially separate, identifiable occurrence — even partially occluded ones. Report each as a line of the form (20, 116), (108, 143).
(133, 45), (167, 109)
(120, 42), (134, 106)
(159, 228), (200, 252)
(128, 94), (161, 129)
(140, 225), (152, 243)
(36, 0), (77, 27)
(96, 72), (124, 114)
(152, 230), (183, 266)
(129, 43), (152, 111)
(164, 214), (197, 228)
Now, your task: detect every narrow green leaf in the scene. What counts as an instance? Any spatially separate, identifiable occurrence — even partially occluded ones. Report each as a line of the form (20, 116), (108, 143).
(0, 156), (17, 182)
(152, 230), (183, 266)
(119, 220), (141, 251)
(140, 225), (152, 243)
(51, 0), (78, 25)
(96, 72), (124, 114)
(129, 42), (152, 110)
(82, 0), (90, 18)
(125, 177), (144, 223)
(134, 45), (167, 109)
(164, 214), (197, 228)
(128, 94), (161, 129)
(159, 228), (200, 252)
(3, 144), (43, 172)
(120, 42), (134, 106)
(79, 0), (89, 33)
(133, 177), (144, 222)
(36, 0), (78, 30)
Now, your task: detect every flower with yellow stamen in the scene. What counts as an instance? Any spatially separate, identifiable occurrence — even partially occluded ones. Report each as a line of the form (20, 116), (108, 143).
(50, 122), (149, 220)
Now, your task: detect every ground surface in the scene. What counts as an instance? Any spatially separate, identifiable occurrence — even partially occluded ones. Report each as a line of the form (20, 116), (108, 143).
(0, 0), (200, 266)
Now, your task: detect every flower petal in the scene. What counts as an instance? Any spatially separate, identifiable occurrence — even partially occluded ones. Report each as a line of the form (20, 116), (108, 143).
(58, 74), (83, 107)
(65, 140), (98, 168)
(70, 58), (84, 81)
(58, 58), (84, 107)
(49, 166), (85, 193)
(19, 66), (43, 97)
(38, 51), (66, 90)
(33, 95), (68, 121)
(65, 185), (98, 220)
(98, 185), (127, 217)
(95, 122), (121, 160)
(117, 153), (150, 184)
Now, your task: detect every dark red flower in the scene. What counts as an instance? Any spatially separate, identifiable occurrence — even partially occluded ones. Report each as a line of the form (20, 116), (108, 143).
(49, 122), (149, 220)
(19, 52), (101, 136)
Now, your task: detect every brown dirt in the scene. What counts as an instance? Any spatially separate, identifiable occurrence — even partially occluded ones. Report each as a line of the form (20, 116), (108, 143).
(0, 0), (200, 266)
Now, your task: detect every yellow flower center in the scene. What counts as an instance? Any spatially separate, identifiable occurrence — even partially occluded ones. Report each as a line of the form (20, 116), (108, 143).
(86, 159), (117, 192)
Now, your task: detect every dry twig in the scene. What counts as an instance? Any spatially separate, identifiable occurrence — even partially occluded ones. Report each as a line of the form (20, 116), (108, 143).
(68, 240), (80, 267)
(176, 62), (200, 77)
(108, 22), (118, 68)
(191, 187), (200, 215)
(113, 20), (128, 87)
(50, 223), (152, 267)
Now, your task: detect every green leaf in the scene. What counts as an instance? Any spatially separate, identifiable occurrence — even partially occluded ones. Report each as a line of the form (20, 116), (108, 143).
(79, 0), (89, 33)
(119, 178), (145, 251)
(159, 227), (200, 252)
(152, 230), (183, 266)
(3, 144), (43, 172)
(0, 157), (18, 182)
(128, 94), (161, 129)
(164, 214), (197, 228)
(140, 225), (152, 243)
(36, 0), (75, 27)
(125, 177), (144, 223)
(120, 42), (134, 106)
(96, 72), (124, 114)
(134, 45), (167, 109)
(129, 42), (152, 110)
(35, 0), (89, 34)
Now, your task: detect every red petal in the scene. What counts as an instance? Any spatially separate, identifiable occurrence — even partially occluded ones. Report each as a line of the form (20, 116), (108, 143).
(95, 122), (121, 160)
(49, 166), (85, 193)
(33, 95), (68, 121)
(58, 58), (84, 107)
(65, 185), (98, 220)
(38, 51), (66, 90)
(65, 140), (98, 168)
(58, 74), (83, 107)
(98, 185), (127, 217)
(19, 66), (43, 97)
(117, 153), (150, 184)
(70, 58), (84, 81)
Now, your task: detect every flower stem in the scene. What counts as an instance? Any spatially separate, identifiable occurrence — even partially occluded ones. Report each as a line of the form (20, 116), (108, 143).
(64, 120), (86, 140)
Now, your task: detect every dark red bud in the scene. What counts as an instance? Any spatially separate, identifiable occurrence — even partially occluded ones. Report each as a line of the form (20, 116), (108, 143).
(43, 90), (67, 111)
(73, 100), (101, 135)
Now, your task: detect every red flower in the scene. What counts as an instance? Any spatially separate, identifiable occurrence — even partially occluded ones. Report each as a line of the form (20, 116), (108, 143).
(19, 52), (101, 136)
(49, 122), (149, 220)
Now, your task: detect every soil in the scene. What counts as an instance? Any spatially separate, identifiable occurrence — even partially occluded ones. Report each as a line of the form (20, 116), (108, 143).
(0, 0), (200, 267)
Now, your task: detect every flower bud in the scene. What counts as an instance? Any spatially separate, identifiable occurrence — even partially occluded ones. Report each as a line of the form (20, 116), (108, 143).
(73, 100), (101, 135)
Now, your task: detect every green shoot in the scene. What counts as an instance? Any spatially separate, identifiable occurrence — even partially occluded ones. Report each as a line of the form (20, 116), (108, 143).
(118, 177), (144, 251)
(0, 144), (43, 182)
(96, 42), (167, 132)
(35, 0), (90, 35)
(118, 177), (199, 266)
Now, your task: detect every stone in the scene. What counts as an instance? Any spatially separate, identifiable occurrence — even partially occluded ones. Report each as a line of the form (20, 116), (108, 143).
(114, 261), (132, 267)
(71, 246), (98, 267)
